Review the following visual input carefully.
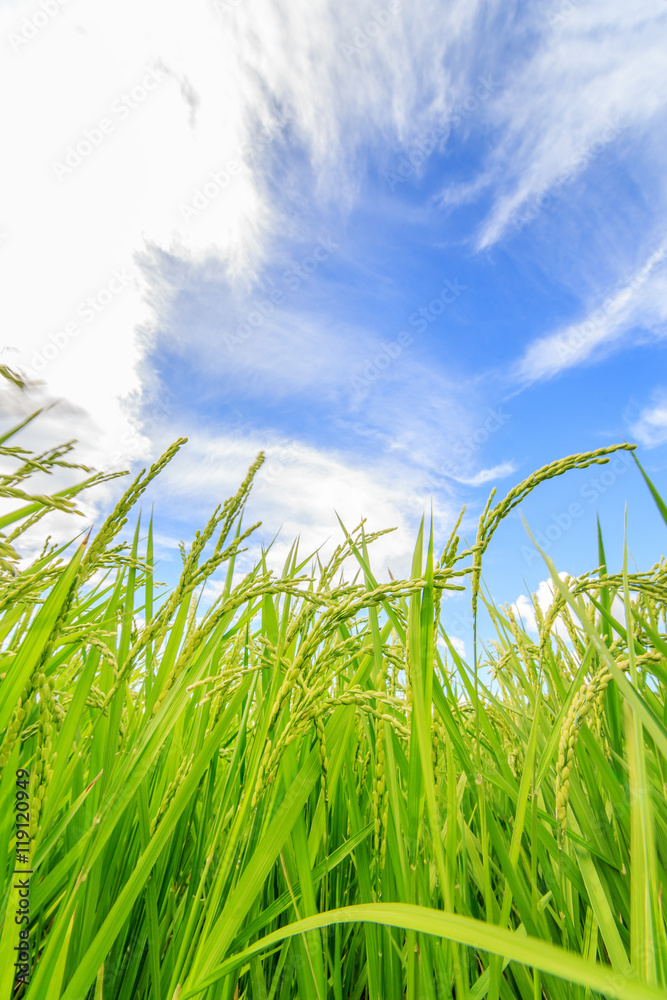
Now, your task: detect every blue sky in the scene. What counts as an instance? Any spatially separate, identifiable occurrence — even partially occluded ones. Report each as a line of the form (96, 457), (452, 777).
(2, 0), (667, 653)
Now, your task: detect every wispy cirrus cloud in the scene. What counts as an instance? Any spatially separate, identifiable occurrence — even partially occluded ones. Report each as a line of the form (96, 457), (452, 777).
(513, 241), (667, 384)
(451, 461), (517, 487)
(471, 1), (667, 250)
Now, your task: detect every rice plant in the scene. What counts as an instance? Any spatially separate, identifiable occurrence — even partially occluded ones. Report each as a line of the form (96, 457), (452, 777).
(1, 404), (666, 1000)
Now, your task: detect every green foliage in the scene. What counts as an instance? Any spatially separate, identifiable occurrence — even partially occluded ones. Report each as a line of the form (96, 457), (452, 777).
(0, 413), (666, 1000)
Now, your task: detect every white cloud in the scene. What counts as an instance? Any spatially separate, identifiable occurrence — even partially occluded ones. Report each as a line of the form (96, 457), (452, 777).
(630, 389), (667, 448)
(512, 574), (571, 638)
(145, 260), (512, 495)
(145, 427), (461, 582)
(514, 241), (667, 384)
(435, 2), (667, 390)
(436, 633), (466, 662)
(0, 379), (136, 557)
(1, 2), (254, 475)
(0, 0), (504, 498)
(473, 2), (667, 249)
(8, 0), (663, 551)
(448, 461), (516, 487)
(450, 636), (466, 658)
(610, 595), (626, 630)
(512, 575), (627, 639)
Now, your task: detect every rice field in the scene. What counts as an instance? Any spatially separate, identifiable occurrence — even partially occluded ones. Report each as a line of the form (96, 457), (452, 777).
(1, 407), (667, 1000)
